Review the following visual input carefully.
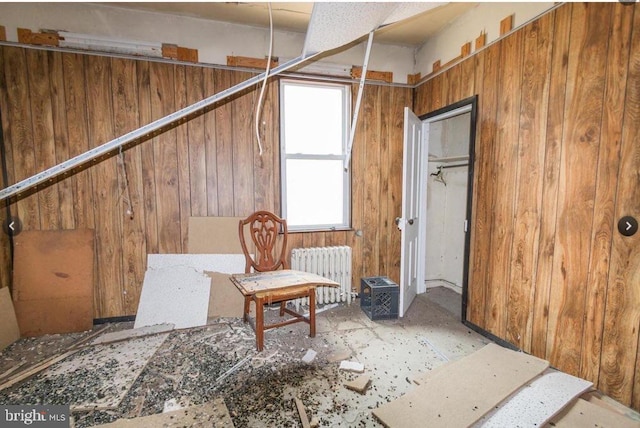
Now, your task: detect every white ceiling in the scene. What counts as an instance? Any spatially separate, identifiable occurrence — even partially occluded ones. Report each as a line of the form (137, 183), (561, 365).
(105, 2), (478, 47)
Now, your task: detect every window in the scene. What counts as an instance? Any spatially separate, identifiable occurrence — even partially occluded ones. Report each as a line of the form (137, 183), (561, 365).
(280, 80), (351, 231)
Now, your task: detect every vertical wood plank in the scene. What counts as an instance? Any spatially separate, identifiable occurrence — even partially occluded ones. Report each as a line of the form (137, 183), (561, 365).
(484, 32), (523, 339)
(387, 86), (410, 284)
(185, 65), (207, 217)
(464, 52), (488, 325)
(445, 65), (461, 105)
(531, 4), (571, 359)
(62, 52), (95, 231)
(253, 78), (278, 213)
(361, 85), (381, 277)
(4, 47), (40, 230)
(149, 61), (181, 253)
(547, 2), (610, 375)
(232, 71), (256, 216)
(459, 56), (476, 100)
(137, 61), (159, 255)
(203, 67), (219, 216)
(174, 64), (191, 252)
(350, 82), (365, 284)
(111, 57), (146, 316)
(600, 3), (640, 407)
(213, 68), (234, 216)
(378, 84), (390, 276)
(469, 43), (501, 328)
(47, 51), (75, 230)
(582, 2), (632, 386)
(466, 49), (487, 325)
(505, 13), (553, 352)
(25, 49), (60, 230)
(0, 47), (13, 291)
(85, 55), (123, 317)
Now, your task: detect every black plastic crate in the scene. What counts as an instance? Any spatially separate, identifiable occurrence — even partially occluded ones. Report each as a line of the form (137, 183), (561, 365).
(360, 276), (399, 320)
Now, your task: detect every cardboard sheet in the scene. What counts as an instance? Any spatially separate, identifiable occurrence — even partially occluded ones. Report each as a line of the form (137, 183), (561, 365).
(188, 216), (245, 254)
(206, 272), (244, 318)
(12, 229), (94, 336)
(476, 370), (592, 427)
(0, 287), (19, 351)
(549, 398), (640, 428)
(372, 343), (549, 428)
(95, 398), (235, 427)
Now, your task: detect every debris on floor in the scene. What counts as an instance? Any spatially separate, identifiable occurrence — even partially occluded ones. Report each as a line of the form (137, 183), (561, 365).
(345, 375), (371, 394)
(339, 360), (365, 373)
(301, 349), (317, 364)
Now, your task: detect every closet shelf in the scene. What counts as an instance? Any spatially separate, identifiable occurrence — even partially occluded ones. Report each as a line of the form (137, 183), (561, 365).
(428, 155), (469, 163)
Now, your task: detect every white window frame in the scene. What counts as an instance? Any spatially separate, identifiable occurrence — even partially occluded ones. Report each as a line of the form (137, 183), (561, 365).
(280, 79), (351, 232)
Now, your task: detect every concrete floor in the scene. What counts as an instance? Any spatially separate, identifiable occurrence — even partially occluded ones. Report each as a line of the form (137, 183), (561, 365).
(0, 286), (491, 427)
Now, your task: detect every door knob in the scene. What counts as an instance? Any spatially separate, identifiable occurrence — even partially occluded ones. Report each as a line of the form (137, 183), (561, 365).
(408, 218), (414, 225)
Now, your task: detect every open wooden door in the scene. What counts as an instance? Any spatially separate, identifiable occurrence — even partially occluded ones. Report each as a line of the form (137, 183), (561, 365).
(398, 107), (426, 317)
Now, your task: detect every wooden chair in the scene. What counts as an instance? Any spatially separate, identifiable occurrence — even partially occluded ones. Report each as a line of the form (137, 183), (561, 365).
(238, 211), (316, 351)
(239, 210), (289, 274)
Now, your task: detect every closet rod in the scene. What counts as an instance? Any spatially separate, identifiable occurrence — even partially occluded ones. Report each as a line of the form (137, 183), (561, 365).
(438, 163), (468, 169)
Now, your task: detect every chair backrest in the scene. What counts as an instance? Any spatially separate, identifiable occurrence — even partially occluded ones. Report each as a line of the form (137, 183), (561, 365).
(239, 210), (289, 273)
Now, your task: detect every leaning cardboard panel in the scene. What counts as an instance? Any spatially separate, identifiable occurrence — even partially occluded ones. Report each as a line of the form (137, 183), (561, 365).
(0, 287), (20, 350)
(188, 217), (245, 254)
(12, 229), (94, 336)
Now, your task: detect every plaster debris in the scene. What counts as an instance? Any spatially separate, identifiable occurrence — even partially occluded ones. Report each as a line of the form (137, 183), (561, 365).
(301, 349), (317, 364)
(339, 360), (365, 373)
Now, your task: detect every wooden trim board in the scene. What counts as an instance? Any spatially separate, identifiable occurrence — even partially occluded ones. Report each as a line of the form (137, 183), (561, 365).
(372, 343), (549, 427)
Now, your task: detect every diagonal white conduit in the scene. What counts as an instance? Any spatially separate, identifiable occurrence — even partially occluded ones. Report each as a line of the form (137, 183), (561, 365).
(0, 54), (317, 202)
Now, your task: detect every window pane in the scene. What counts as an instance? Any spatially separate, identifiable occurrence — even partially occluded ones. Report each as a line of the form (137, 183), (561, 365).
(286, 159), (344, 226)
(283, 84), (344, 155)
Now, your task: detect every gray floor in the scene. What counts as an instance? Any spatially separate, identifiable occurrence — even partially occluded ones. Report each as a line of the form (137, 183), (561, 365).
(0, 287), (490, 427)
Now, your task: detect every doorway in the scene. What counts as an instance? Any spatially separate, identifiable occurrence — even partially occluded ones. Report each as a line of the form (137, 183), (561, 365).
(405, 96), (477, 320)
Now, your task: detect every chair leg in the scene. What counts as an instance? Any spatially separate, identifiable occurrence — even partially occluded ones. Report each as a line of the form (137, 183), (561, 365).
(255, 295), (265, 352)
(244, 296), (251, 323)
(279, 301), (286, 317)
(309, 287), (316, 338)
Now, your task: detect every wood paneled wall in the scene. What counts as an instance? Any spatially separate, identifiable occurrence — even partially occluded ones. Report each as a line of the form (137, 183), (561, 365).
(415, 2), (640, 410)
(0, 46), (411, 320)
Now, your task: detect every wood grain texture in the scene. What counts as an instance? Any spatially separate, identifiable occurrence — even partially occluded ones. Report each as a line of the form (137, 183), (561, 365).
(213, 68), (233, 216)
(600, 3), (640, 407)
(149, 61), (181, 253)
(414, 2), (640, 411)
(174, 64), (191, 251)
(547, 2), (609, 376)
(484, 33), (523, 339)
(85, 55), (124, 317)
(25, 49), (60, 230)
(531, 4), (571, 359)
(185, 65), (207, 217)
(0, 48), (11, 292)
(581, 2), (632, 386)
(231, 71), (255, 216)
(472, 43), (501, 329)
(505, 14), (553, 352)
(111, 57), (146, 316)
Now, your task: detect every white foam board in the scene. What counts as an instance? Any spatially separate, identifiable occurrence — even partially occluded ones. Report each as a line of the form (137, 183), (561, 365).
(135, 255), (246, 329)
(146, 254), (246, 273)
(476, 370), (593, 428)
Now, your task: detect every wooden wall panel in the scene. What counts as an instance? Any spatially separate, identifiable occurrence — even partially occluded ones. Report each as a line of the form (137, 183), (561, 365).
(414, 1), (640, 410)
(0, 45), (410, 316)
(505, 14), (553, 352)
(600, 4), (640, 407)
(547, 2), (610, 376)
(531, 3), (571, 359)
(0, 47), (11, 292)
(582, 2), (632, 386)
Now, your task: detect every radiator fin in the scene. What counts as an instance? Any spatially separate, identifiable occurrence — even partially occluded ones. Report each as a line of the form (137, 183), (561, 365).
(290, 246), (352, 307)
